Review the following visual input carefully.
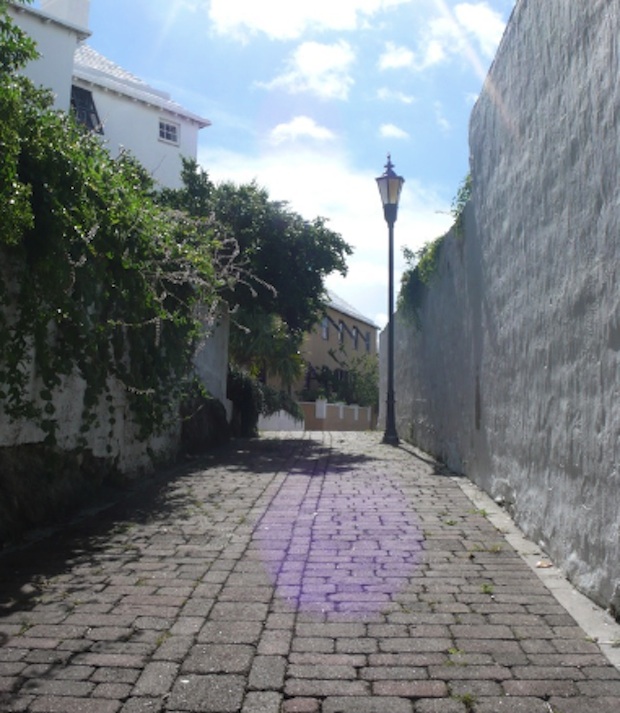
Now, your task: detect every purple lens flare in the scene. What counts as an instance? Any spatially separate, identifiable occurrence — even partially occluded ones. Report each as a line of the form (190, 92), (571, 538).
(254, 469), (424, 617)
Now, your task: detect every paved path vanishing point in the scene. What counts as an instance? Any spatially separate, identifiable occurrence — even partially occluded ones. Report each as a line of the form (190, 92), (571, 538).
(1, 431), (620, 713)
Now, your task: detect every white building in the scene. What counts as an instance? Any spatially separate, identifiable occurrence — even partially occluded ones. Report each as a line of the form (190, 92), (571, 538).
(9, 0), (210, 189)
(4, 0), (230, 461)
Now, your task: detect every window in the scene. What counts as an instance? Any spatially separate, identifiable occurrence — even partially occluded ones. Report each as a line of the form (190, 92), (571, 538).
(321, 317), (330, 340)
(71, 86), (103, 134)
(159, 120), (179, 145)
(352, 326), (359, 350)
(338, 321), (344, 344)
(365, 331), (371, 353)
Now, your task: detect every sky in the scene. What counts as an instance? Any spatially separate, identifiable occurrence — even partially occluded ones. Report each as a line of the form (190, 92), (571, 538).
(53, 0), (515, 328)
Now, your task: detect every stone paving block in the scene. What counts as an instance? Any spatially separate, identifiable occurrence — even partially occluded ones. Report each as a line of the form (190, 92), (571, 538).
(2, 432), (620, 713)
(413, 700), (465, 713)
(285, 678), (370, 697)
(29, 696), (122, 712)
(168, 673), (246, 711)
(323, 696), (414, 712)
(547, 697), (620, 713)
(360, 666), (428, 681)
(132, 661), (179, 696)
(120, 697), (168, 712)
(182, 644), (255, 674)
(281, 698), (320, 713)
(372, 680), (449, 697)
(241, 690), (282, 713)
(21, 678), (95, 696)
(248, 655), (286, 690)
(92, 682), (134, 699)
(447, 679), (503, 697)
(502, 678), (579, 697)
(197, 621), (263, 644)
(474, 698), (551, 713)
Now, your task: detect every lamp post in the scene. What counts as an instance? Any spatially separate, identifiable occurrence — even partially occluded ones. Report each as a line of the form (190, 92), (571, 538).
(376, 154), (404, 446)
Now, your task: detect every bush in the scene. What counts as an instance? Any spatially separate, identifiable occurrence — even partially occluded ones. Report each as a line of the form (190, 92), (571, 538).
(227, 368), (303, 438)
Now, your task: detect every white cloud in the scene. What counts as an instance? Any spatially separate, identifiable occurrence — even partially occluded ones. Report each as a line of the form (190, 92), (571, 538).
(407, 1), (505, 73)
(379, 42), (414, 71)
(379, 123), (409, 140)
(377, 88), (415, 104)
(465, 91), (479, 105)
(454, 2), (507, 58)
(270, 116), (336, 145)
(208, 0), (411, 41)
(259, 41), (355, 100)
(434, 101), (451, 133)
(197, 144), (453, 330)
(420, 38), (448, 68)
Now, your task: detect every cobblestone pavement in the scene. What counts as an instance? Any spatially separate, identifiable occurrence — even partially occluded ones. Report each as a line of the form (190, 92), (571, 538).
(1, 431), (620, 713)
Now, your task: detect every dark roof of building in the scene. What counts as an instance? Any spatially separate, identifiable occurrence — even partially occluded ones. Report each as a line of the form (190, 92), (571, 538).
(326, 290), (378, 329)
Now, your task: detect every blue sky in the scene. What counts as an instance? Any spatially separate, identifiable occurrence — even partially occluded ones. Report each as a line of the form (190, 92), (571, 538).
(65, 0), (515, 327)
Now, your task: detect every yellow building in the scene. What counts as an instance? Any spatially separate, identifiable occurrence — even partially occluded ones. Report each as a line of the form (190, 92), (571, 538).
(296, 291), (378, 400)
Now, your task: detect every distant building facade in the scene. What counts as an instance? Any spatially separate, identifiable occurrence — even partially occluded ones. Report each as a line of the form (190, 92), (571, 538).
(9, 0), (210, 189)
(298, 291), (378, 399)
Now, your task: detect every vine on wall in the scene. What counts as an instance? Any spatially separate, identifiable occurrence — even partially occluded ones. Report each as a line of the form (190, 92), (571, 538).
(0, 3), (239, 445)
(398, 174), (471, 325)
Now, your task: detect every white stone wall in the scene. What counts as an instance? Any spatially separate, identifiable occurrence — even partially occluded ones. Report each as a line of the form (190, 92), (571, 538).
(385, 0), (620, 611)
(0, 310), (231, 476)
(192, 310), (233, 421)
(258, 411), (304, 432)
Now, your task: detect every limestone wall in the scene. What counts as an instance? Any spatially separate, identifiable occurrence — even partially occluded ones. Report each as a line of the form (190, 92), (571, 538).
(0, 316), (230, 475)
(384, 0), (620, 611)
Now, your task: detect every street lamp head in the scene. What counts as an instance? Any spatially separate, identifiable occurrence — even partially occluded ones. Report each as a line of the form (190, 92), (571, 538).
(376, 154), (405, 224)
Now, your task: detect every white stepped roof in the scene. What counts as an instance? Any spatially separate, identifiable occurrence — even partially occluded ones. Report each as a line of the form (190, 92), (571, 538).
(73, 44), (210, 127)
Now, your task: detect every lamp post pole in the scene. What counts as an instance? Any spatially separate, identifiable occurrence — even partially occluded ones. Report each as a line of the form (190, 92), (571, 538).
(376, 155), (404, 446)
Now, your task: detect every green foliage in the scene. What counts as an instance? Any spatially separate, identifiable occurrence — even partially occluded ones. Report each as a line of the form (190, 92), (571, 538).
(451, 173), (472, 236)
(260, 385), (303, 422)
(301, 352), (379, 408)
(227, 368), (302, 438)
(0, 0), (39, 247)
(160, 159), (352, 393)
(346, 353), (379, 408)
(161, 159), (353, 332)
(398, 236), (444, 326)
(180, 379), (230, 454)
(397, 173), (471, 326)
(0, 11), (235, 443)
(0, 1), (37, 74)
(228, 307), (303, 391)
(227, 368), (264, 438)
(208, 177), (347, 334)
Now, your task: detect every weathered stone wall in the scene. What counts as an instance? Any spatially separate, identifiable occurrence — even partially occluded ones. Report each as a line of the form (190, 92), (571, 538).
(384, 0), (620, 611)
(0, 303), (230, 540)
(0, 316), (230, 474)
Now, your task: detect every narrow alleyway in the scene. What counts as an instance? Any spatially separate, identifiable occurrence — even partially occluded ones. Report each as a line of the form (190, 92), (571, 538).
(1, 432), (619, 712)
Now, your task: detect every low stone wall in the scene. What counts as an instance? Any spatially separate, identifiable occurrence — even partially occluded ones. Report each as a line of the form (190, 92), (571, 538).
(381, 0), (620, 613)
(301, 400), (376, 432)
(258, 410), (304, 432)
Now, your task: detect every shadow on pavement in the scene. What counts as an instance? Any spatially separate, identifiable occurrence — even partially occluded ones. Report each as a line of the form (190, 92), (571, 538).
(395, 440), (462, 478)
(0, 435), (378, 620)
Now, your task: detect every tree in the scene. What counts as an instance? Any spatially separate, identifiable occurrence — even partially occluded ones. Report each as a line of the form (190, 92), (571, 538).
(0, 0), (38, 246)
(210, 179), (351, 335)
(159, 160), (353, 384)
(302, 352), (379, 408)
(228, 307), (303, 391)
